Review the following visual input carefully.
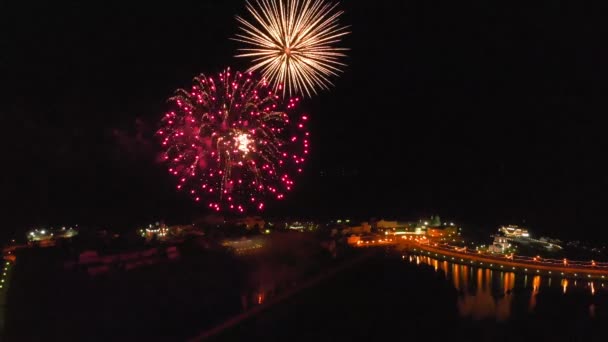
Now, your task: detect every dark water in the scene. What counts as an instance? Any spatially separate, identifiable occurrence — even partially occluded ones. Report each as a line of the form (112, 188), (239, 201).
(214, 250), (608, 342)
(408, 254), (605, 322)
(5, 243), (607, 341)
(1, 234), (334, 341)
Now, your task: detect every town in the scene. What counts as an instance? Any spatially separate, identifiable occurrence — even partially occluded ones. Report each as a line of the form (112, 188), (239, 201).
(2, 214), (608, 340)
(4, 215), (606, 272)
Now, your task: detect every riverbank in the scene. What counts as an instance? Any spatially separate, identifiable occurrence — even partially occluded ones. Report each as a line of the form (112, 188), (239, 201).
(405, 242), (608, 280)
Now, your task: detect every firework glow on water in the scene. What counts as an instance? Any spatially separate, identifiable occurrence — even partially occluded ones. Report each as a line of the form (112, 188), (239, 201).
(235, 0), (349, 97)
(157, 68), (309, 213)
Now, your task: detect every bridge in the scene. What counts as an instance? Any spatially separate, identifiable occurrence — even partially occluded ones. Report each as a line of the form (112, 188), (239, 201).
(353, 236), (608, 280)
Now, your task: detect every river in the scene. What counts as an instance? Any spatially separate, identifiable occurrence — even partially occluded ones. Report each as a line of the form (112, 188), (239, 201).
(213, 249), (607, 341)
(407, 253), (604, 322)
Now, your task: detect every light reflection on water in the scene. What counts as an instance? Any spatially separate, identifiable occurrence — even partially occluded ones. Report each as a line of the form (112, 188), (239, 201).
(408, 254), (604, 321)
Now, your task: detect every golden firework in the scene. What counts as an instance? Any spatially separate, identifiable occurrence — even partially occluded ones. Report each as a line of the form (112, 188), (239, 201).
(235, 0), (349, 97)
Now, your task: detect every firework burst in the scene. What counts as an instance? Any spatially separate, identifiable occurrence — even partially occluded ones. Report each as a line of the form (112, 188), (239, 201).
(235, 0), (349, 97)
(157, 68), (309, 213)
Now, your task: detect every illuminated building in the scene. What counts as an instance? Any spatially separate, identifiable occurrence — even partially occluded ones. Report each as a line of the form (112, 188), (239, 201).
(27, 229), (53, 242)
(27, 226), (79, 243)
(489, 236), (511, 253)
(140, 222), (169, 240)
(276, 221), (318, 231)
(427, 226), (457, 238)
(288, 221), (319, 231)
(499, 225), (530, 238)
(289, 222), (305, 231)
(347, 235), (361, 245)
(346, 222), (372, 235)
(376, 220), (398, 229)
(376, 220), (414, 234)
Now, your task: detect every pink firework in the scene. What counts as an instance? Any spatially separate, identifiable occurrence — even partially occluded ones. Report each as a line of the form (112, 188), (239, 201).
(157, 68), (310, 213)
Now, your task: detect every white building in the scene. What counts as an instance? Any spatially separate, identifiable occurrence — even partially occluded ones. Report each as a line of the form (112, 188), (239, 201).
(499, 225), (530, 238)
(489, 236), (511, 253)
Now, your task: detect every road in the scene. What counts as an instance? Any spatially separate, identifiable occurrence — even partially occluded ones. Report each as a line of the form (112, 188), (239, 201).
(354, 237), (608, 280)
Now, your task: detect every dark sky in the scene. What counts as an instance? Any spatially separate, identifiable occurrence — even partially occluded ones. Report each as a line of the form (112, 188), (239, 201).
(2, 1), (608, 240)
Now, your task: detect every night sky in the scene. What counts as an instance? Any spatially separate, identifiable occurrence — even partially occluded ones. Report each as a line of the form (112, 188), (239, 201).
(2, 1), (608, 241)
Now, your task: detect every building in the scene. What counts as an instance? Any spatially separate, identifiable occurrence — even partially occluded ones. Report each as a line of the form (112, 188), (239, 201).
(489, 236), (511, 253)
(427, 226), (457, 238)
(27, 226), (79, 243)
(344, 222), (372, 235)
(347, 235), (361, 245)
(288, 222), (305, 231)
(499, 225), (530, 238)
(27, 229), (53, 242)
(287, 221), (319, 231)
(376, 220), (412, 233)
(140, 222), (169, 240)
(376, 220), (398, 229)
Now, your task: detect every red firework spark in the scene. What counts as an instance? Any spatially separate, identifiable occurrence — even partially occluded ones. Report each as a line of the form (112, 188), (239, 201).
(157, 68), (309, 213)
